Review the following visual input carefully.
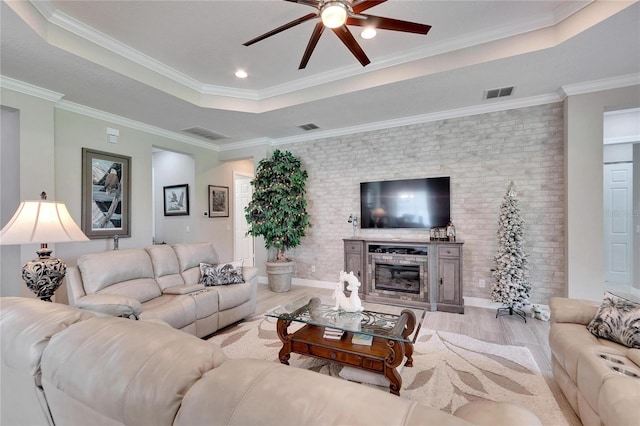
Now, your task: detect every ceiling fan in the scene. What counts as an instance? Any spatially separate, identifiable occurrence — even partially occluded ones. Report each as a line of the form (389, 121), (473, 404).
(243, 0), (431, 69)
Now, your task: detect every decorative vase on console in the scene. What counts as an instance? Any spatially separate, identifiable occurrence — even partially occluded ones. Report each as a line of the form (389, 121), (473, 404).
(447, 221), (456, 241)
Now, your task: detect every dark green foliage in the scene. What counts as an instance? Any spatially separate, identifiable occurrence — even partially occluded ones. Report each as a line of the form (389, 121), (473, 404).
(244, 150), (311, 261)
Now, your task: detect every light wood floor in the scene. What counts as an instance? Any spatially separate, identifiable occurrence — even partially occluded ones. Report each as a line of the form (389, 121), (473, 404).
(255, 284), (582, 426)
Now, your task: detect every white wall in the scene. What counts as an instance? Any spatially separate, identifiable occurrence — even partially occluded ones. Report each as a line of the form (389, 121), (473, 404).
(564, 85), (640, 301)
(153, 150), (195, 244)
(278, 103), (565, 304)
(205, 158), (255, 263)
(635, 143), (640, 290)
(5, 79), (639, 305)
(0, 107), (22, 297)
(1, 86), (233, 303)
(0, 88), (58, 299)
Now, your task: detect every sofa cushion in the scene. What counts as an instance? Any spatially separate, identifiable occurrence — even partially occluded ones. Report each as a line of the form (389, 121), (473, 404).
(40, 316), (226, 426)
(587, 292), (640, 349)
(176, 359), (470, 426)
(139, 295), (197, 329)
(78, 249), (161, 302)
(0, 297), (95, 378)
(146, 245), (185, 290)
(200, 262), (244, 286)
(173, 243), (219, 284)
(549, 323), (600, 381)
(598, 375), (640, 426)
(216, 282), (254, 311)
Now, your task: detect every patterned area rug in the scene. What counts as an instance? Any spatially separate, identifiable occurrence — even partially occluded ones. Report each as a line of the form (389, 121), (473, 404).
(208, 315), (567, 426)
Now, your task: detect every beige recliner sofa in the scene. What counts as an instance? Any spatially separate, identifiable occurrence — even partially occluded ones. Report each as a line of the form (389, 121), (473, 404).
(549, 297), (640, 426)
(1, 297), (542, 426)
(66, 242), (257, 338)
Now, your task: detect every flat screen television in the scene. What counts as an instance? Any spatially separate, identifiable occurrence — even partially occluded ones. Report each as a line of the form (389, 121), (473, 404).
(360, 177), (450, 229)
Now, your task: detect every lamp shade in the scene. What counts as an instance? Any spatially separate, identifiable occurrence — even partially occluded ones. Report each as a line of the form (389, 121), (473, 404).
(0, 200), (89, 245)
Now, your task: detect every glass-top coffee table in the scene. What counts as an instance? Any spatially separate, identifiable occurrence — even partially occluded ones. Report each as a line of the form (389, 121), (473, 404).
(265, 296), (425, 395)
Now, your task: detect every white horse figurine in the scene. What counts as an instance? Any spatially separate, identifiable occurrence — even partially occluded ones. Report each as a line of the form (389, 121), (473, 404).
(332, 271), (364, 312)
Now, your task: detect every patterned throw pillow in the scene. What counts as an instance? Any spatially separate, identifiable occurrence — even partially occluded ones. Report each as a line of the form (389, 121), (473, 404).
(199, 261), (244, 286)
(587, 292), (640, 349)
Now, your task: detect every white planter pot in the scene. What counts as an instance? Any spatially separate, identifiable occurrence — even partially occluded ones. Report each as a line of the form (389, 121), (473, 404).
(266, 261), (294, 293)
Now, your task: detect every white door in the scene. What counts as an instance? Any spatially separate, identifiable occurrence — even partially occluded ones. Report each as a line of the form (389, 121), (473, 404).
(604, 163), (633, 284)
(234, 172), (254, 266)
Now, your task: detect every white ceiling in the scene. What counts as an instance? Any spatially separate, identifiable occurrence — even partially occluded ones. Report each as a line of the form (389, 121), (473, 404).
(1, 0), (639, 149)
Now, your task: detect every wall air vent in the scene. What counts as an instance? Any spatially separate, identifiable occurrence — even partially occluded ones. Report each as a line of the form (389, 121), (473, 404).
(483, 86), (515, 100)
(299, 123), (319, 131)
(181, 126), (227, 141)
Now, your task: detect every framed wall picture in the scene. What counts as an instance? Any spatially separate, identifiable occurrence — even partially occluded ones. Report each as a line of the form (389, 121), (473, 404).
(208, 185), (229, 217)
(163, 184), (190, 216)
(81, 148), (131, 239)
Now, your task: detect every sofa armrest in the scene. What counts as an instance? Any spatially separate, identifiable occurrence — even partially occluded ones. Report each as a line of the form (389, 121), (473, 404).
(75, 294), (142, 318)
(65, 266), (87, 306)
(549, 297), (599, 325)
(242, 266), (258, 284)
(162, 284), (205, 295)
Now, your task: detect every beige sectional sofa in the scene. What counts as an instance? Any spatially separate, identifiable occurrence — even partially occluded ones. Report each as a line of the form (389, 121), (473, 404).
(1, 297), (543, 426)
(549, 297), (640, 426)
(66, 242), (257, 338)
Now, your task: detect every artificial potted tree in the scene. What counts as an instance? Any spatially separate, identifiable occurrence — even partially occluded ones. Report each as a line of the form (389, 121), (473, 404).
(245, 149), (311, 292)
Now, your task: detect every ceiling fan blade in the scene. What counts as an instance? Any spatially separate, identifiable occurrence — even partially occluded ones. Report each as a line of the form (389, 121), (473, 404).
(299, 22), (325, 69)
(243, 13), (318, 46)
(347, 14), (431, 35)
(351, 0), (387, 14)
(283, 0), (321, 7)
(331, 26), (370, 67)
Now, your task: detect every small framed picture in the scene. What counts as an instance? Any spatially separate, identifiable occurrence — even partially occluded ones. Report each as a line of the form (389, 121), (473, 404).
(163, 184), (190, 216)
(208, 185), (229, 217)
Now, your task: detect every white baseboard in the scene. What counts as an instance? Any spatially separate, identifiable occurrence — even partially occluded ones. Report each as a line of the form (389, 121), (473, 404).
(462, 296), (503, 310)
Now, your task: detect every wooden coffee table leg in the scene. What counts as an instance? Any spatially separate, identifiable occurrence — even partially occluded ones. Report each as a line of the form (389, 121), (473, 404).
(401, 309), (417, 367)
(276, 318), (292, 365)
(385, 340), (405, 396)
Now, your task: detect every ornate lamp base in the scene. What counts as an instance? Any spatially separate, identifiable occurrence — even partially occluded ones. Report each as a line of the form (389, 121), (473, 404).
(21, 247), (66, 302)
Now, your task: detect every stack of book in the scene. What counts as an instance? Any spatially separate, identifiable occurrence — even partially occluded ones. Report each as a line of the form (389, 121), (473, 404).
(323, 327), (345, 340)
(351, 333), (373, 346)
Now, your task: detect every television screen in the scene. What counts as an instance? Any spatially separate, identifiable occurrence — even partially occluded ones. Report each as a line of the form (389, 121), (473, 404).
(360, 177), (450, 229)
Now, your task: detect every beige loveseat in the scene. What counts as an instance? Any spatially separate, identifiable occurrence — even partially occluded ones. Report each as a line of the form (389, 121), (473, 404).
(66, 242), (257, 338)
(1, 297), (542, 426)
(549, 297), (640, 426)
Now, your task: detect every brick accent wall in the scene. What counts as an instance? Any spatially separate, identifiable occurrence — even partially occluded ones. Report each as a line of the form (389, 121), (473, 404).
(279, 103), (564, 304)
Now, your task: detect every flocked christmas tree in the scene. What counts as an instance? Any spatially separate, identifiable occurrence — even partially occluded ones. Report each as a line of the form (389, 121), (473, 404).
(491, 182), (531, 320)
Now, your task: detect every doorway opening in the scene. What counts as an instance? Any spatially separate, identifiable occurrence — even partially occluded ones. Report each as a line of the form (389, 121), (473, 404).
(233, 171), (254, 267)
(603, 108), (640, 298)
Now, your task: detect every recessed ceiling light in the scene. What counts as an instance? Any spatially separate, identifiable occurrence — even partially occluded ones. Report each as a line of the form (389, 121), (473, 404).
(235, 70), (248, 79)
(360, 27), (377, 39)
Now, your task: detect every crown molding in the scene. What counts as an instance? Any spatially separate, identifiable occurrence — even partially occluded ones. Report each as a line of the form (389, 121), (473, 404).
(55, 100), (218, 152)
(271, 93), (562, 146)
(560, 73), (640, 97)
(604, 136), (640, 144)
(604, 107), (640, 116)
(0, 75), (64, 102)
(24, 0), (594, 104)
(218, 137), (274, 152)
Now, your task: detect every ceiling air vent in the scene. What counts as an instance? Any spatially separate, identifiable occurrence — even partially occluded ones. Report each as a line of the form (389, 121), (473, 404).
(298, 123), (319, 131)
(483, 86), (515, 100)
(181, 126), (227, 141)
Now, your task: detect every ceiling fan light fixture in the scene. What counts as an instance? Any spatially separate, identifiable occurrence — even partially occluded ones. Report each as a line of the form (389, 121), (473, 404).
(321, 1), (347, 28)
(360, 27), (377, 39)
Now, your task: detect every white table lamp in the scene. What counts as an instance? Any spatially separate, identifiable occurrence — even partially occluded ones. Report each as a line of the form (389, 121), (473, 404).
(0, 192), (89, 301)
